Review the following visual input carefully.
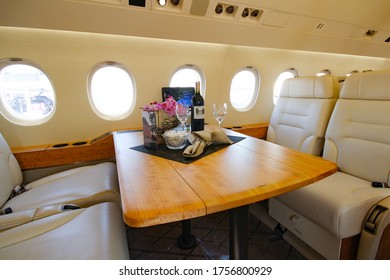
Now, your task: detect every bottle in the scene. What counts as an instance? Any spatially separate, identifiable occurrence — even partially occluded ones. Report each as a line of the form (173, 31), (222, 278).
(191, 81), (205, 131)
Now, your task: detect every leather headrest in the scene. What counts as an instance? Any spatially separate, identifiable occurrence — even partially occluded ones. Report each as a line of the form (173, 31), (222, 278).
(280, 75), (339, 99)
(341, 70), (390, 100)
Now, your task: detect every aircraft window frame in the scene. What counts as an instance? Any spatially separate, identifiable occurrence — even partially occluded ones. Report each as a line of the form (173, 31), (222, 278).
(273, 68), (298, 105)
(87, 62), (136, 121)
(229, 67), (260, 112)
(169, 64), (206, 98)
(0, 58), (56, 126)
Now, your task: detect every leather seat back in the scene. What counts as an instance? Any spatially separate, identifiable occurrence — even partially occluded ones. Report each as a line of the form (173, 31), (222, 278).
(0, 133), (23, 208)
(323, 70), (390, 183)
(267, 75), (339, 155)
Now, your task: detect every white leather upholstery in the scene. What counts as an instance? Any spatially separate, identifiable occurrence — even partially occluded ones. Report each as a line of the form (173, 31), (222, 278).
(0, 133), (128, 260)
(266, 75), (339, 156)
(270, 70), (390, 258)
(0, 134), (23, 207)
(323, 71), (390, 182)
(2, 162), (121, 212)
(0, 133), (120, 212)
(0, 202), (129, 259)
(275, 172), (388, 239)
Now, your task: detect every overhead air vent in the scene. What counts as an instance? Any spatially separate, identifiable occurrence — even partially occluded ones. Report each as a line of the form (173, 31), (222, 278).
(240, 7), (263, 23)
(214, 2), (262, 23)
(214, 3), (238, 19)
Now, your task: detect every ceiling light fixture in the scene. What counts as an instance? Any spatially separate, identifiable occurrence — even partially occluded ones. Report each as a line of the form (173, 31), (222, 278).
(157, 0), (167, 6)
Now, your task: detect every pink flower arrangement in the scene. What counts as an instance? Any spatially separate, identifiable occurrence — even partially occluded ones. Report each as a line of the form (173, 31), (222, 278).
(143, 96), (179, 117)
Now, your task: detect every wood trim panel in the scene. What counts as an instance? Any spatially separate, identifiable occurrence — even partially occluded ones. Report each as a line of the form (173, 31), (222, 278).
(224, 123), (269, 139)
(340, 235), (360, 259)
(376, 223), (390, 259)
(11, 131), (116, 170)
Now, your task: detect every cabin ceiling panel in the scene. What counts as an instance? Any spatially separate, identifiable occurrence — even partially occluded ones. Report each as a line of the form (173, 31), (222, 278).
(286, 15), (356, 38)
(0, 0), (389, 58)
(262, 11), (291, 28)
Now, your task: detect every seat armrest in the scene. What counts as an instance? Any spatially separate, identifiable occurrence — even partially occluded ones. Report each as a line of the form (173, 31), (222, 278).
(358, 196), (390, 259)
(0, 204), (81, 232)
(34, 204), (80, 220)
(0, 209), (36, 232)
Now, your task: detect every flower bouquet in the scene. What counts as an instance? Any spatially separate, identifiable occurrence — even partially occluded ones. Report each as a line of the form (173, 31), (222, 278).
(142, 96), (181, 149)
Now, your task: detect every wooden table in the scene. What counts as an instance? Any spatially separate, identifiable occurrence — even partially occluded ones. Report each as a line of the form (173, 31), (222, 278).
(113, 128), (338, 259)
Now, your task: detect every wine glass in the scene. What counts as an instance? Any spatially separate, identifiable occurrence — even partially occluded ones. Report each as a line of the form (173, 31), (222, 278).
(213, 103), (227, 128)
(175, 103), (191, 131)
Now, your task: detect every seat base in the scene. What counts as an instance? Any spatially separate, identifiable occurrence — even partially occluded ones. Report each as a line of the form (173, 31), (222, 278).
(0, 202), (129, 260)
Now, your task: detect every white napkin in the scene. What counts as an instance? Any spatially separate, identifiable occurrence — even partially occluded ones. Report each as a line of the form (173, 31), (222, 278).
(183, 130), (233, 158)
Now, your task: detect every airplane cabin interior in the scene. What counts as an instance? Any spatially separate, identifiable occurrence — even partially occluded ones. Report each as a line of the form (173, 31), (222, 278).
(0, 0), (389, 263)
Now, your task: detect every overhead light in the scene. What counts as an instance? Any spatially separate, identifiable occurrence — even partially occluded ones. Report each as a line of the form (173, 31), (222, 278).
(170, 0), (180, 6)
(158, 0), (167, 6)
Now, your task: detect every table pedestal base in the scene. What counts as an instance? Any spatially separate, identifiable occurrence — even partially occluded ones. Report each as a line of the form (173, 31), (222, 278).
(177, 206), (250, 259)
(229, 205), (249, 260)
(177, 219), (197, 249)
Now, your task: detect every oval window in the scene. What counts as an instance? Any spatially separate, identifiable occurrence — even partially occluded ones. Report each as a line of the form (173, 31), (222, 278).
(0, 59), (56, 126)
(273, 68), (298, 104)
(229, 67), (260, 111)
(170, 65), (206, 97)
(88, 62), (136, 120)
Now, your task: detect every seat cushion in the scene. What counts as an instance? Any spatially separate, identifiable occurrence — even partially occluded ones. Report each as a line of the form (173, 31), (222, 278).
(323, 72), (390, 183)
(0, 133), (23, 207)
(0, 202), (129, 260)
(266, 75), (338, 156)
(2, 162), (120, 212)
(274, 172), (390, 239)
(266, 98), (336, 155)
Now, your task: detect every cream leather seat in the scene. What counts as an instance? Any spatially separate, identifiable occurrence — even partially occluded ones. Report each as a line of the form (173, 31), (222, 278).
(269, 70), (390, 259)
(266, 75), (339, 155)
(0, 133), (120, 213)
(251, 75), (339, 240)
(0, 202), (129, 259)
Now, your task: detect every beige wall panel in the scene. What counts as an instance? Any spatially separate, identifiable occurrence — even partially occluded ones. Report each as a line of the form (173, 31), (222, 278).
(0, 27), (389, 147)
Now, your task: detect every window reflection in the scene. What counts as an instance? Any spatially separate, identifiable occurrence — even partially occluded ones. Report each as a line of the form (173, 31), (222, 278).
(0, 61), (56, 125)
